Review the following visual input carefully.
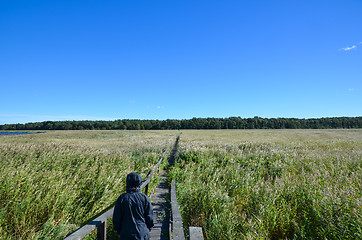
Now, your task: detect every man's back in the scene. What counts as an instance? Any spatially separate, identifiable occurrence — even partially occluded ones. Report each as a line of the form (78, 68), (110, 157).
(113, 173), (154, 240)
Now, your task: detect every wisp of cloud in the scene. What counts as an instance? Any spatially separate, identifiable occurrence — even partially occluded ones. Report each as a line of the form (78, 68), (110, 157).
(341, 45), (356, 51)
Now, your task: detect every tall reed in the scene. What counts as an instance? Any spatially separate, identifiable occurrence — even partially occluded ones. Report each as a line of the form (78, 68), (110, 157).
(170, 129), (362, 239)
(0, 130), (176, 239)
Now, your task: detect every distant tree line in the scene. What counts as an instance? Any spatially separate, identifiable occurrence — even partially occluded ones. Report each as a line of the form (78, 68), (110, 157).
(1, 117), (361, 131)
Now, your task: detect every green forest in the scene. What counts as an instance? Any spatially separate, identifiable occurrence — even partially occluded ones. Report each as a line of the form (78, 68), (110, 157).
(1, 117), (361, 130)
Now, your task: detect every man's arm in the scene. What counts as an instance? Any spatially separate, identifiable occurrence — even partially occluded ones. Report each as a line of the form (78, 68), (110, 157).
(113, 196), (123, 234)
(145, 196), (154, 229)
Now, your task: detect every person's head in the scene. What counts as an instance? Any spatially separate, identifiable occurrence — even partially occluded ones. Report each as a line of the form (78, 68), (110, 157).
(126, 172), (142, 192)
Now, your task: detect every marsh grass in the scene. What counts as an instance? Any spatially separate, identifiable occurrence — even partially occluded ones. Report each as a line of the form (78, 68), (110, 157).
(170, 130), (362, 239)
(0, 130), (177, 239)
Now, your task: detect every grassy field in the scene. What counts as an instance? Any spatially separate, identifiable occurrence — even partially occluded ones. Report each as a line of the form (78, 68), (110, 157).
(1, 129), (361, 239)
(0, 130), (177, 239)
(170, 129), (362, 239)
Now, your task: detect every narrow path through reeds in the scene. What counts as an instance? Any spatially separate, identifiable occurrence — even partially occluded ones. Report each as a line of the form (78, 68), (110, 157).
(149, 137), (179, 240)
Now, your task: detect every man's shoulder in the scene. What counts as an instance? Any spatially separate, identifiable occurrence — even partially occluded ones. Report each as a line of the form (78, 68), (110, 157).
(116, 192), (129, 202)
(134, 191), (148, 198)
(117, 191), (148, 199)
(133, 192), (151, 202)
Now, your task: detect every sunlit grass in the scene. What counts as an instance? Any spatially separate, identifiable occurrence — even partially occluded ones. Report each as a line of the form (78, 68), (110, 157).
(170, 129), (362, 239)
(0, 130), (177, 239)
(1, 129), (360, 239)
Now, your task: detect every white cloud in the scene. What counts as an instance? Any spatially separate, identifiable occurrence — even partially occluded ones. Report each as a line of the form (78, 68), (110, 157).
(157, 106), (164, 109)
(340, 45), (356, 51)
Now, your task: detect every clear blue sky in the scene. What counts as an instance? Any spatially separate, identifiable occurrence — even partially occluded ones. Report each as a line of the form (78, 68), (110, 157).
(1, 0), (361, 124)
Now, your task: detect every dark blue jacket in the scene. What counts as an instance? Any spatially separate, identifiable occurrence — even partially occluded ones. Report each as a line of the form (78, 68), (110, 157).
(113, 173), (154, 240)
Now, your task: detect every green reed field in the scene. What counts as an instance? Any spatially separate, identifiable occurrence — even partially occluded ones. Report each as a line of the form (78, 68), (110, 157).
(170, 130), (362, 239)
(0, 130), (177, 239)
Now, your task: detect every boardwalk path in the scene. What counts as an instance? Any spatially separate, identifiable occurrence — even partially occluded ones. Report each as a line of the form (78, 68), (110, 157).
(149, 137), (178, 240)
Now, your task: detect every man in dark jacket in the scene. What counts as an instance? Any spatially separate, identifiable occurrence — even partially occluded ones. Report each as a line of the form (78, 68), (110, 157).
(113, 172), (154, 240)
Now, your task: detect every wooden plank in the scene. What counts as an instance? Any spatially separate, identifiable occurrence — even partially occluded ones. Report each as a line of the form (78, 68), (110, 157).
(189, 227), (204, 240)
(64, 209), (114, 240)
(171, 180), (185, 240)
(97, 221), (106, 240)
(149, 171), (170, 240)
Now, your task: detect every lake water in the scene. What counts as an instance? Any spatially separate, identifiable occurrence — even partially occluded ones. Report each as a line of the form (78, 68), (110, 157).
(0, 132), (34, 135)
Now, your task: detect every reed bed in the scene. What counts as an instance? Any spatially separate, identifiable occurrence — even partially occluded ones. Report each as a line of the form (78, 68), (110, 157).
(170, 129), (362, 239)
(0, 130), (176, 239)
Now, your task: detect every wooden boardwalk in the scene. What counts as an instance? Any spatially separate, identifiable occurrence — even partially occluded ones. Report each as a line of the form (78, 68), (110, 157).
(149, 171), (170, 240)
(149, 137), (179, 240)
(63, 136), (204, 240)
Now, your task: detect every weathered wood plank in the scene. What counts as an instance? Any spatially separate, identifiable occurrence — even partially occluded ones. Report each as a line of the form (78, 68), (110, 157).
(97, 221), (106, 240)
(189, 227), (204, 240)
(149, 171), (170, 240)
(171, 180), (185, 240)
(64, 209), (113, 240)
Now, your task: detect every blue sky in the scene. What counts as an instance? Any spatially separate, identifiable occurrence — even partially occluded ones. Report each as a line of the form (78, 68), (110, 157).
(1, 0), (361, 124)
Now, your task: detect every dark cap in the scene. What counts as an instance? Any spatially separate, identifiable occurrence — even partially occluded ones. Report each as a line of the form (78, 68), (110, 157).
(126, 172), (142, 192)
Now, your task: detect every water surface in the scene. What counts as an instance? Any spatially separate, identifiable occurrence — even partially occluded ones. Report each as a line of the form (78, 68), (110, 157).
(0, 132), (34, 135)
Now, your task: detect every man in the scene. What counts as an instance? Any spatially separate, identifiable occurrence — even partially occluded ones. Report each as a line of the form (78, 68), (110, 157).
(113, 172), (154, 240)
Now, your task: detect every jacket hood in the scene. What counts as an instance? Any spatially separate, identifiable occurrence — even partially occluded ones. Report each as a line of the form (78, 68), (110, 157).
(126, 172), (142, 193)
